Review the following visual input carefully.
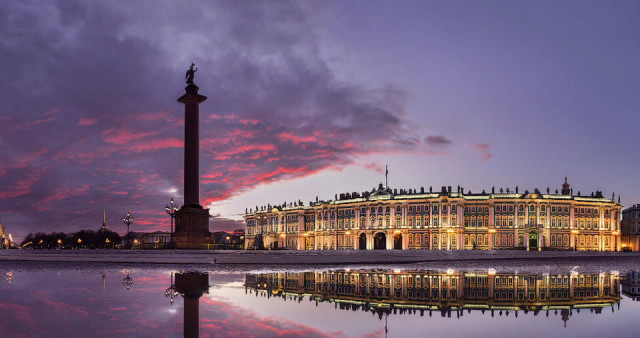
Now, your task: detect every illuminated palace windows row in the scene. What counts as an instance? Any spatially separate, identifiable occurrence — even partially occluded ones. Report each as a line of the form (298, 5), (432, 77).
(244, 178), (622, 251)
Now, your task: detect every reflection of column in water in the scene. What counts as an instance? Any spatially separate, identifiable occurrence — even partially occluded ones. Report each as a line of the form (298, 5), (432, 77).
(174, 272), (209, 338)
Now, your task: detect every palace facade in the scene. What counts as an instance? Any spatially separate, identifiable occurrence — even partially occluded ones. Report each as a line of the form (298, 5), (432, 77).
(621, 204), (640, 251)
(245, 269), (620, 324)
(244, 178), (622, 251)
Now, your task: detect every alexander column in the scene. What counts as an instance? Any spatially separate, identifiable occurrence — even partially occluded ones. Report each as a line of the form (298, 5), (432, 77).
(171, 63), (211, 249)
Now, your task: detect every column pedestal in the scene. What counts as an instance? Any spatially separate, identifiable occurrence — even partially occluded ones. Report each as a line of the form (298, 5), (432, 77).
(172, 205), (211, 249)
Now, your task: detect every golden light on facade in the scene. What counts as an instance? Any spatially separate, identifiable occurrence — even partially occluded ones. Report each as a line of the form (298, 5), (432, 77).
(345, 231), (351, 235)
(303, 233), (309, 237)
(488, 229), (496, 233)
(394, 230), (401, 234)
(571, 230), (579, 234)
(280, 234), (286, 237)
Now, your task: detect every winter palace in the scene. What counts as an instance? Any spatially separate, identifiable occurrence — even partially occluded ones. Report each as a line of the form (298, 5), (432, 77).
(244, 178), (622, 251)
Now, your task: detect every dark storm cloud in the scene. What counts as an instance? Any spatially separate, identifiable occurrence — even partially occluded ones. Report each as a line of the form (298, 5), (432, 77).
(0, 1), (433, 239)
(424, 135), (452, 146)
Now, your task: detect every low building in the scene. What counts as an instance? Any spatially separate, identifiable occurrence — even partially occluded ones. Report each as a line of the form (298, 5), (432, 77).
(621, 204), (640, 251)
(138, 231), (171, 248)
(244, 178), (622, 251)
(211, 231), (244, 249)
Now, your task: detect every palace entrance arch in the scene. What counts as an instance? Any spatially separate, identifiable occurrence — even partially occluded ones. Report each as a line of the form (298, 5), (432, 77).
(529, 230), (539, 250)
(359, 233), (367, 250)
(393, 233), (402, 250)
(374, 232), (386, 250)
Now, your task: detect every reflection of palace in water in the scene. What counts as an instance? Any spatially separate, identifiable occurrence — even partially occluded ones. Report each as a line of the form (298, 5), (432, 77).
(622, 270), (640, 301)
(245, 270), (620, 325)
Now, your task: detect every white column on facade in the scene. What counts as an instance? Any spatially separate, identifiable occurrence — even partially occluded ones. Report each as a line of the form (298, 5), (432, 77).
(514, 203), (518, 248)
(402, 232), (408, 250)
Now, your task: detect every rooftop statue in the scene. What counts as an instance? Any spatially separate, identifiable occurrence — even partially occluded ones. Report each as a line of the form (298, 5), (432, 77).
(185, 63), (197, 85)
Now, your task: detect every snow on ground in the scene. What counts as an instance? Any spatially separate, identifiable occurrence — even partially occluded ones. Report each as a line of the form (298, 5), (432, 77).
(1, 250), (639, 274)
(1, 249), (639, 265)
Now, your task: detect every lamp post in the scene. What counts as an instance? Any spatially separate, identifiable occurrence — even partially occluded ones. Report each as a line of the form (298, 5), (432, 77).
(123, 212), (134, 234)
(165, 197), (179, 234)
(123, 212), (134, 248)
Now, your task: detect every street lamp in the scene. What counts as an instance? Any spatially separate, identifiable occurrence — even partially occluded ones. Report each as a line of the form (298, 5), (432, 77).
(123, 212), (134, 234)
(165, 197), (179, 234)
(123, 211), (134, 249)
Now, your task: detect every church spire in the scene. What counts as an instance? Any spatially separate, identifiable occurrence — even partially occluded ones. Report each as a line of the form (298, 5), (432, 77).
(101, 208), (108, 231)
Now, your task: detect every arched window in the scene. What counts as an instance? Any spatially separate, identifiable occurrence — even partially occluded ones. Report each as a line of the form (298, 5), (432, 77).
(464, 234), (469, 245)
(416, 234), (422, 246)
(423, 234), (429, 247)
(409, 234), (413, 245)
(395, 215), (402, 227)
(495, 234), (501, 246)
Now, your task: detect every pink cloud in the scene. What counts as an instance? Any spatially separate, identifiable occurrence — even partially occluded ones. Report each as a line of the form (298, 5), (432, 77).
(102, 128), (158, 145)
(279, 132), (317, 144)
(78, 118), (99, 126)
(471, 143), (492, 162)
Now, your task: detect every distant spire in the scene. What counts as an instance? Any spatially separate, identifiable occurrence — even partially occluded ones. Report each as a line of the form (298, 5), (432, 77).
(101, 208), (108, 231)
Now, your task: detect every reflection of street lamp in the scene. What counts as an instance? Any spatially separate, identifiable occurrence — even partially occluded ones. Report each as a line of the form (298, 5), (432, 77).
(122, 269), (134, 290)
(165, 197), (179, 234)
(165, 272), (179, 305)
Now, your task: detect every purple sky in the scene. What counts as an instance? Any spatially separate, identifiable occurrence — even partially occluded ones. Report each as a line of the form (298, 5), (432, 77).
(1, 1), (639, 241)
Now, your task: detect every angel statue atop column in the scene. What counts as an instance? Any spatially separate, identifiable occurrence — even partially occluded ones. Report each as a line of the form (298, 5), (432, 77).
(185, 63), (197, 85)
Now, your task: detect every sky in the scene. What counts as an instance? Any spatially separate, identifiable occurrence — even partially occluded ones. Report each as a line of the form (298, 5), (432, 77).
(1, 0), (639, 241)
